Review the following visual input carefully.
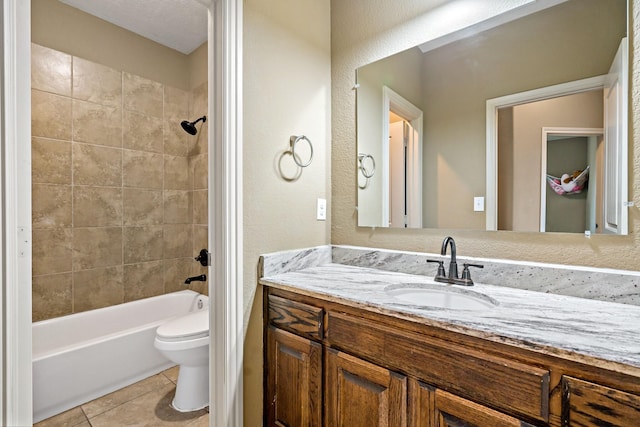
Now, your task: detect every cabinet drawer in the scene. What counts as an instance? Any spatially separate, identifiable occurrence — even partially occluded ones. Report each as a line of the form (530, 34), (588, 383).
(562, 376), (640, 426)
(268, 295), (324, 340)
(328, 312), (549, 423)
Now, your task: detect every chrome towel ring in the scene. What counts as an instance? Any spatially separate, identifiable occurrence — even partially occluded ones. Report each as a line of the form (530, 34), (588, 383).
(290, 135), (313, 168)
(358, 153), (375, 178)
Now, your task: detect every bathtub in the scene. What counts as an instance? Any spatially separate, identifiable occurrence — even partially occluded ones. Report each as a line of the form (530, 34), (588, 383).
(32, 290), (208, 423)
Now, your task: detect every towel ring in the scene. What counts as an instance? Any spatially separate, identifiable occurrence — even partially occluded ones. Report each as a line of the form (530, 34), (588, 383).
(290, 135), (313, 168)
(358, 153), (376, 178)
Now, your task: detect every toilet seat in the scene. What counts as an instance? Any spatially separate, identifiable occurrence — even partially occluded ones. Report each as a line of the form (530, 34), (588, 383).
(156, 309), (209, 342)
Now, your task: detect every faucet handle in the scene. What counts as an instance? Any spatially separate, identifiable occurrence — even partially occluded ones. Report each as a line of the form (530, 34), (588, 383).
(460, 263), (484, 285)
(427, 259), (446, 279)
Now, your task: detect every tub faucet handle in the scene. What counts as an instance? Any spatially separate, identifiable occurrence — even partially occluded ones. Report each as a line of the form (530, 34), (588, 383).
(194, 249), (210, 266)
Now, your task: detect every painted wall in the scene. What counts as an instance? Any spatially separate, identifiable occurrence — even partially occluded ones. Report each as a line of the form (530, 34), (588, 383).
(332, 0), (640, 271)
(30, 43), (208, 321)
(242, 0), (331, 424)
(30, 1), (209, 319)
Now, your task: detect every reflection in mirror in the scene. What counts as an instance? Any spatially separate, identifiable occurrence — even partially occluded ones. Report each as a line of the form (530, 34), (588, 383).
(356, 0), (627, 233)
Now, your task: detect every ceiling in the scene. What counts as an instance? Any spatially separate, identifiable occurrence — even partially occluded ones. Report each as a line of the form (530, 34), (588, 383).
(58, 0), (208, 54)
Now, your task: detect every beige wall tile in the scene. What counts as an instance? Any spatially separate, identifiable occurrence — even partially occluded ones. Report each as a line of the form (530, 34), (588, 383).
(31, 43), (71, 96)
(73, 227), (123, 270)
(192, 190), (208, 225)
(32, 184), (72, 229)
(193, 225), (208, 254)
(123, 150), (163, 189)
(32, 90), (72, 140)
(32, 137), (71, 184)
(164, 155), (191, 190)
(74, 187), (123, 227)
(33, 228), (73, 275)
(164, 119), (191, 156)
(190, 81), (208, 117)
(123, 226), (164, 263)
(123, 261), (164, 302)
(163, 224), (192, 259)
(32, 273), (73, 321)
(73, 57), (122, 107)
(73, 143), (122, 186)
(123, 188), (163, 226)
(163, 258), (193, 293)
(164, 86), (189, 118)
(74, 266), (124, 312)
(191, 154), (208, 190)
(72, 100), (122, 147)
(163, 190), (192, 224)
(123, 110), (163, 153)
(123, 72), (163, 118)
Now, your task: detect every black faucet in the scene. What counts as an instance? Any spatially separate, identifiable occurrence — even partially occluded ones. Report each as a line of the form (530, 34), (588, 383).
(185, 274), (206, 284)
(427, 236), (483, 286)
(441, 236), (458, 281)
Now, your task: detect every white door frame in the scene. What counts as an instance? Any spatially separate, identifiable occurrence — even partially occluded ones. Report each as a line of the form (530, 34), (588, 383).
(485, 75), (606, 230)
(539, 127), (603, 232)
(1, 0), (33, 424)
(381, 86), (423, 227)
(1, 0), (244, 425)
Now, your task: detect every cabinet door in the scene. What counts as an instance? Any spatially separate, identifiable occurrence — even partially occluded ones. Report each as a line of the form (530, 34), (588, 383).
(562, 376), (640, 426)
(326, 348), (407, 427)
(266, 326), (322, 427)
(409, 379), (533, 427)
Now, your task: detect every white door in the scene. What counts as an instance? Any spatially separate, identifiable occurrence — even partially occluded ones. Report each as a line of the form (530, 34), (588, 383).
(603, 37), (628, 235)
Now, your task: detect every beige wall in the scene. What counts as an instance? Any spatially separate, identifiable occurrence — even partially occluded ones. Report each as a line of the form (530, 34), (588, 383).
(30, 1), (210, 321)
(331, 0), (640, 271)
(243, 0), (331, 424)
(31, 43), (208, 321)
(31, 0), (192, 90)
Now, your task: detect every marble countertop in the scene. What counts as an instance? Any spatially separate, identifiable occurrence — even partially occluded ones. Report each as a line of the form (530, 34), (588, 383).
(260, 263), (640, 372)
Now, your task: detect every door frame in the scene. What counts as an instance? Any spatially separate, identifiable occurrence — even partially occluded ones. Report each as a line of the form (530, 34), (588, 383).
(485, 75), (606, 231)
(539, 127), (603, 232)
(381, 86), (423, 227)
(1, 0), (244, 425)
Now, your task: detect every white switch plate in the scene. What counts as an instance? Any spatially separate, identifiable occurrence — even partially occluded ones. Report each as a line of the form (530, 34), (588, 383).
(473, 197), (485, 212)
(317, 198), (327, 220)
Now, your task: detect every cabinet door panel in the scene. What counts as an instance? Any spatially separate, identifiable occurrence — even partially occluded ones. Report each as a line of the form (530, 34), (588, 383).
(326, 348), (407, 427)
(562, 376), (640, 426)
(266, 326), (322, 427)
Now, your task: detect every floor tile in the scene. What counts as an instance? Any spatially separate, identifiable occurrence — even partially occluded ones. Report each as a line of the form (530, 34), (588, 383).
(162, 365), (180, 383)
(81, 373), (172, 418)
(34, 406), (88, 427)
(89, 383), (209, 427)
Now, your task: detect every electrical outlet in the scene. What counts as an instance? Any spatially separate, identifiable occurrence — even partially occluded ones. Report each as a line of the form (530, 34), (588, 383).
(473, 197), (485, 212)
(317, 198), (327, 220)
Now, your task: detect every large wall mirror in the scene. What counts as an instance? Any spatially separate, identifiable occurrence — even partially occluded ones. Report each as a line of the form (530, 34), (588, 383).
(356, 0), (628, 234)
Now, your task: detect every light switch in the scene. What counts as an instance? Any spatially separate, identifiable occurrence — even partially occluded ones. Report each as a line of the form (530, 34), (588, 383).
(473, 197), (485, 212)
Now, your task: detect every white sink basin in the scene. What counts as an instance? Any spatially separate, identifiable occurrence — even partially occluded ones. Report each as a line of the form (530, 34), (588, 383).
(385, 283), (497, 311)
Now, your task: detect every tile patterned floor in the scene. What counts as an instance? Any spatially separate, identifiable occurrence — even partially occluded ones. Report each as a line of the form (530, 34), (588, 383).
(34, 367), (209, 427)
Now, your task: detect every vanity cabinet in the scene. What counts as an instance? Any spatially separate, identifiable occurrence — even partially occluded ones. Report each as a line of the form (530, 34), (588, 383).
(263, 288), (640, 427)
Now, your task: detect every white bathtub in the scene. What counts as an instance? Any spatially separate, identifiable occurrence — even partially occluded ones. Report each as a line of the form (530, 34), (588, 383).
(32, 290), (208, 423)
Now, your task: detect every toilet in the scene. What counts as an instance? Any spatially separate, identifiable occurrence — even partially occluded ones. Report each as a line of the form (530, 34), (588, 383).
(154, 308), (209, 412)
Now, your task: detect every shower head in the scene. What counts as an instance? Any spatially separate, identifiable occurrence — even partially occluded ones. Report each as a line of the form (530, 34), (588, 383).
(180, 115), (207, 135)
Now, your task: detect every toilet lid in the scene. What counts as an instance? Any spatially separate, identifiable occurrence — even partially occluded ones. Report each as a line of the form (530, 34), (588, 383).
(156, 309), (209, 341)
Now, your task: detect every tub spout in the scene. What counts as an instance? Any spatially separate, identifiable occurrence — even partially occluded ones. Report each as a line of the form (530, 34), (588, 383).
(185, 274), (206, 284)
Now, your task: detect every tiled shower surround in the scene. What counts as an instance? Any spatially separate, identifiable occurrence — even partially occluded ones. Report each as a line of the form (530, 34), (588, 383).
(31, 43), (208, 321)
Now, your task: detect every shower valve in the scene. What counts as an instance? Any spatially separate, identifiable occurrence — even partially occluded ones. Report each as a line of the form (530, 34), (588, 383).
(195, 249), (210, 266)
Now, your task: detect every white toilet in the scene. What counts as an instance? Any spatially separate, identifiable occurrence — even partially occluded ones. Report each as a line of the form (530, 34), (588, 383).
(154, 308), (209, 412)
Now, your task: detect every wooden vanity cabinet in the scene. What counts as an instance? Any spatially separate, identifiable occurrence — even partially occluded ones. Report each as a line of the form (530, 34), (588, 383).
(264, 288), (640, 427)
(326, 348), (407, 427)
